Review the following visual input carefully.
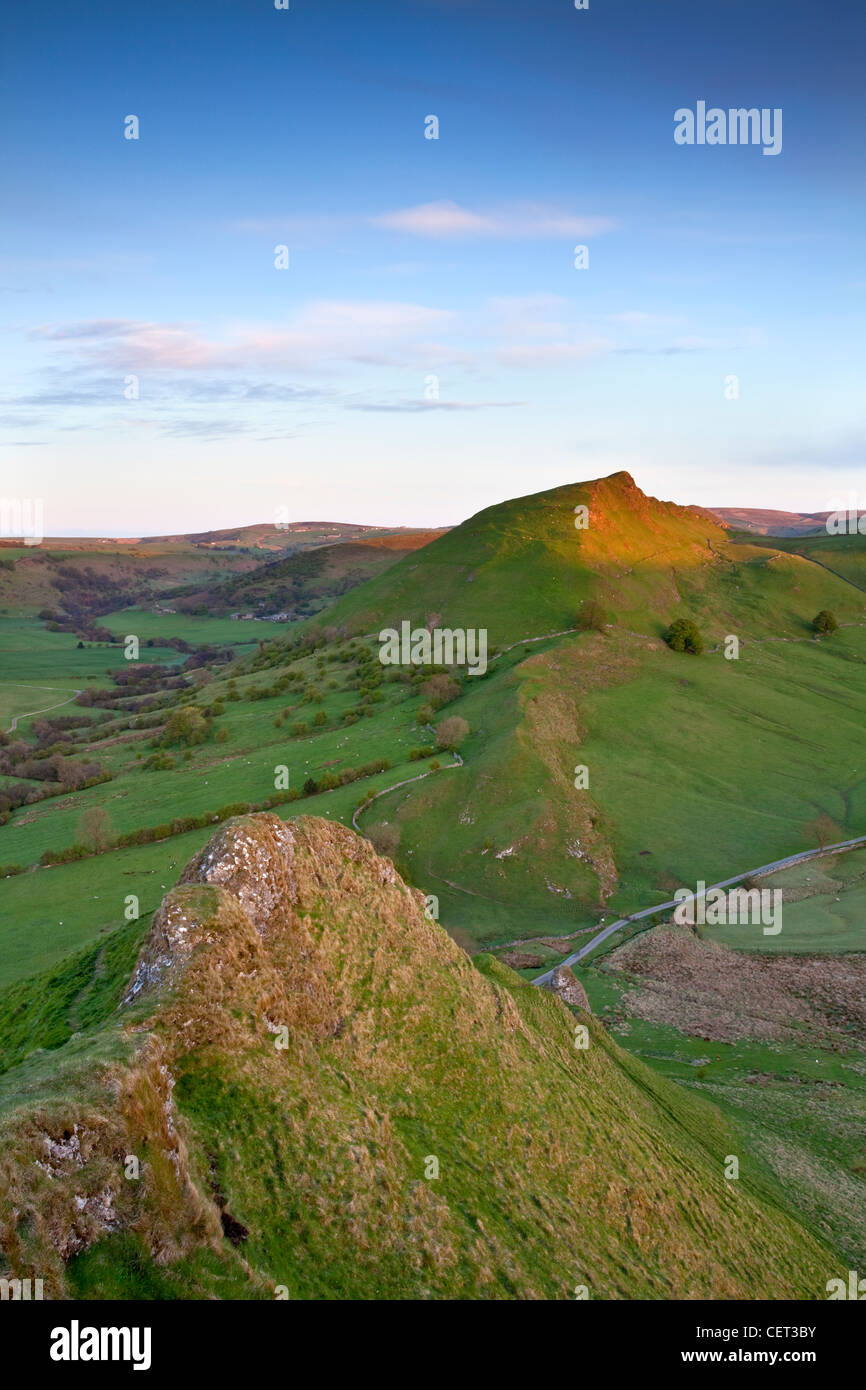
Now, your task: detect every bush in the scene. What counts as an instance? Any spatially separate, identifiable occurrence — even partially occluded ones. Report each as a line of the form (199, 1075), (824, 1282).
(813, 609), (839, 634)
(143, 751), (176, 771)
(664, 618), (704, 655)
(214, 727), (229, 743)
(162, 705), (209, 747)
(420, 674), (460, 709)
(41, 843), (90, 865)
(435, 716), (470, 751)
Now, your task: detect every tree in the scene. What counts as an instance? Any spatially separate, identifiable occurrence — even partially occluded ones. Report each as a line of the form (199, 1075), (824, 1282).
(664, 618), (704, 655)
(575, 599), (608, 632)
(162, 705), (209, 747)
(813, 609), (839, 634)
(420, 673), (460, 709)
(77, 805), (112, 852)
(435, 715), (470, 751)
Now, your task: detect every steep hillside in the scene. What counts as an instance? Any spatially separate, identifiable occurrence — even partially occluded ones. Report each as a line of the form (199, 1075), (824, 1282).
(309, 472), (865, 648)
(0, 815), (839, 1299)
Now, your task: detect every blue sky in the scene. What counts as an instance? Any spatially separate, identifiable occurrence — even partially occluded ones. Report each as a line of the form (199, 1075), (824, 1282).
(1, 0), (864, 534)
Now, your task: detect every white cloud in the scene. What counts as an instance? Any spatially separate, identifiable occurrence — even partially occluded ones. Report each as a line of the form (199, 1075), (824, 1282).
(26, 301), (457, 372)
(374, 200), (616, 240)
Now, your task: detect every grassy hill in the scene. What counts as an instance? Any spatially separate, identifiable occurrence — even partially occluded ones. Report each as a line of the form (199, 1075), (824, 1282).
(2, 472), (865, 1300)
(304, 471), (866, 649)
(0, 814), (841, 1299)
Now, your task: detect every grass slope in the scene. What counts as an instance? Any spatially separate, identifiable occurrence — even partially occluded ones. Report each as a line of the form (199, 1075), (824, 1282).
(0, 816), (841, 1299)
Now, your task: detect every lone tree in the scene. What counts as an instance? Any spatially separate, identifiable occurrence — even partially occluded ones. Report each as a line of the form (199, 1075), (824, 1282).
(77, 805), (112, 853)
(813, 609), (839, 634)
(575, 599), (608, 632)
(435, 715), (470, 751)
(162, 705), (209, 747)
(664, 618), (704, 655)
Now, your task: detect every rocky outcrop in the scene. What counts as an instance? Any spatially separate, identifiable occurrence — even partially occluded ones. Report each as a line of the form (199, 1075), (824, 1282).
(539, 964), (591, 1011)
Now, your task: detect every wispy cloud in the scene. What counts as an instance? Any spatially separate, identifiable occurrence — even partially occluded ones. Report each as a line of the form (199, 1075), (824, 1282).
(160, 418), (253, 440)
(374, 201), (616, 240)
(24, 302), (457, 372)
(234, 201), (618, 243)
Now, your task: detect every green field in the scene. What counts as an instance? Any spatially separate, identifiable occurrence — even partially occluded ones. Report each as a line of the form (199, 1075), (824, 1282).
(703, 847), (866, 953)
(101, 606), (263, 648)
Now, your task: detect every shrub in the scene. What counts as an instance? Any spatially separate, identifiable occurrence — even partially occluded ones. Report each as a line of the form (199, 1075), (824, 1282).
(143, 751), (176, 771)
(162, 705), (209, 747)
(813, 609), (839, 634)
(420, 674), (460, 709)
(435, 715), (470, 751)
(664, 618), (704, 655)
(41, 843), (90, 865)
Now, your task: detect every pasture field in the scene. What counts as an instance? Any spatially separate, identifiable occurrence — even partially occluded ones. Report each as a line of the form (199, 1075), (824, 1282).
(703, 846), (866, 953)
(100, 606), (264, 648)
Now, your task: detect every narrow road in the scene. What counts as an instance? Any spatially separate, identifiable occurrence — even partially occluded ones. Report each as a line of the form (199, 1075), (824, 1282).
(4, 686), (82, 734)
(351, 752), (463, 831)
(532, 832), (866, 986)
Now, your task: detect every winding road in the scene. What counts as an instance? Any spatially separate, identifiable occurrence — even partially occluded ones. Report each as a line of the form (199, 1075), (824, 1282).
(531, 833), (866, 987)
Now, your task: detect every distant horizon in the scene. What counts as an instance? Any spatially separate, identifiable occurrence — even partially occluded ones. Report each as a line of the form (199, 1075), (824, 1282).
(1, 481), (856, 542)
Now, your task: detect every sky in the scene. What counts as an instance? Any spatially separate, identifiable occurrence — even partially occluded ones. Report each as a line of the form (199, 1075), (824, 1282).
(1, 0), (864, 535)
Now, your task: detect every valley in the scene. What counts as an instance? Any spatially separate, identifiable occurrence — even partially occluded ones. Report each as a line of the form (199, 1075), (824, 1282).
(2, 471), (865, 1298)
